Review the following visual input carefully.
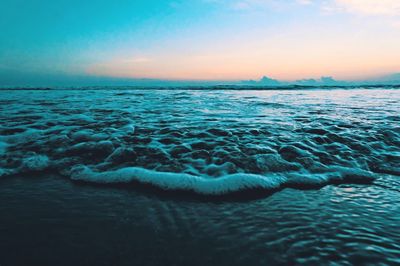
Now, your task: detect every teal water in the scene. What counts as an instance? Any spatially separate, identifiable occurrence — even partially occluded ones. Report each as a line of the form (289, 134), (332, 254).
(0, 88), (399, 264)
(0, 174), (399, 265)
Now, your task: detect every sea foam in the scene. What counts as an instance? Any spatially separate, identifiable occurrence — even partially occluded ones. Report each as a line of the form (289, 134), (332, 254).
(69, 165), (376, 195)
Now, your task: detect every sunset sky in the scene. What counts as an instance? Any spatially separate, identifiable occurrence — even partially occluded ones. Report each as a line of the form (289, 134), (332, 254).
(1, 0), (400, 84)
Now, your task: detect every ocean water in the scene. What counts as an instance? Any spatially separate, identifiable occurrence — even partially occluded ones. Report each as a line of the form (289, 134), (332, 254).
(0, 88), (399, 265)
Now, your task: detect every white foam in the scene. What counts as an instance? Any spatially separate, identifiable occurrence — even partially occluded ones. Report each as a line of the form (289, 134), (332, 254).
(69, 165), (376, 195)
(70, 165), (287, 195)
(22, 154), (49, 171)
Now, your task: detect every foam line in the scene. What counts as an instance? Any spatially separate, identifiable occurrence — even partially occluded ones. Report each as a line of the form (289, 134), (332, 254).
(70, 165), (376, 195)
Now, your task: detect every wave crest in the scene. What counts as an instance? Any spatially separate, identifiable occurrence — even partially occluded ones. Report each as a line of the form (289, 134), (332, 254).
(70, 165), (376, 195)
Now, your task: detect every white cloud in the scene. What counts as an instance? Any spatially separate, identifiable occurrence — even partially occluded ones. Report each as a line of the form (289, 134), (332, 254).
(208, 0), (399, 15)
(328, 0), (400, 16)
(207, 0), (312, 10)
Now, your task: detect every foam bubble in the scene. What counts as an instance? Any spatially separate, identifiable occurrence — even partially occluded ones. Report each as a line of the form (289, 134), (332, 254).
(21, 154), (49, 172)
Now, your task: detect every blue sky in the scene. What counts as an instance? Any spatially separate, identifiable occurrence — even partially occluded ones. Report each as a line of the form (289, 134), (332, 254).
(1, 0), (400, 85)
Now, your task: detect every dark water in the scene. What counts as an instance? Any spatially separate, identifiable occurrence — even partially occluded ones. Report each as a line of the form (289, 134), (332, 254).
(1, 175), (399, 265)
(0, 88), (399, 265)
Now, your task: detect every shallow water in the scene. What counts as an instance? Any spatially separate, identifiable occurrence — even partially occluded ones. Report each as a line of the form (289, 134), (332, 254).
(0, 88), (399, 264)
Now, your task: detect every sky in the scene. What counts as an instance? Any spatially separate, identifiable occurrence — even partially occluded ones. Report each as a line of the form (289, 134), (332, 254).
(1, 0), (400, 85)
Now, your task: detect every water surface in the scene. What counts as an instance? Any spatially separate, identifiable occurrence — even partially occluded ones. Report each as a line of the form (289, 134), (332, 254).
(0, 88), (399, 264)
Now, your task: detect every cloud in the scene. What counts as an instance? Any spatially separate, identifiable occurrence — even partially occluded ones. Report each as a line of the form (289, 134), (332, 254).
(209, 0), (399, 16)
(327, 0), (400, 16)
(126, 57), (152, 63)
(296, 0), (312, 5)
(207, 0), (312, 10)
(392, 20), (400, 28)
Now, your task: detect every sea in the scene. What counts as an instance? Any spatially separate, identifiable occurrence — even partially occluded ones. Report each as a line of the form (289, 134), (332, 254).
(0, 87), (399, 265)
